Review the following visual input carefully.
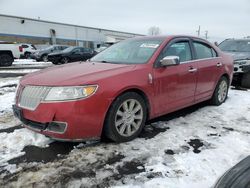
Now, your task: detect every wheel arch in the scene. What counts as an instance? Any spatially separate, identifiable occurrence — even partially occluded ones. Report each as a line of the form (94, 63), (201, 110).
(101, 87), (151, 140)
(116, 88), (151, 120)
(221, 73), (230, 83)
(0, 50), (14, 58)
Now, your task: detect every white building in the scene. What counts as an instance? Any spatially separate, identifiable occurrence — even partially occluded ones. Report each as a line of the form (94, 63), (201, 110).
(0, 14), (143, 48)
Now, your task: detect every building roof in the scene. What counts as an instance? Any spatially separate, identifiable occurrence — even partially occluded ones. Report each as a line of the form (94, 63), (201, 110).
(0, 14), (144, 36)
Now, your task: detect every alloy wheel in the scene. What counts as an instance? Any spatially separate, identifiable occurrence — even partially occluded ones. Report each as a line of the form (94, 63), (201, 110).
(218, 80), (228, 103)
(115, 99), (143, 137)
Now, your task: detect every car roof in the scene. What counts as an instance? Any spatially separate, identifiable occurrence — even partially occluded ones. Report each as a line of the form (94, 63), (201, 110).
(131, 35), (209, 42)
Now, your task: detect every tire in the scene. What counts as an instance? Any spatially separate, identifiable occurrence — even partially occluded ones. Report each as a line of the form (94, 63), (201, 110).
(41, 54), (48, 62)
(0, 53), (14, 66)
(241, 72), (250, 88)
(61, 57), (69, 64)
(104, 92), (147, 142)
(24, 52), (31, 59)
(52, 61), (58, 65)
(210, 76), (229, 106)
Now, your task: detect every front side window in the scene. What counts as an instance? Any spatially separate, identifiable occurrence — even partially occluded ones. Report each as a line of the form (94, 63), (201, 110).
(91, 39), (164, 64)
(193, 42), (215, 59)
(160, 41), (192, 63)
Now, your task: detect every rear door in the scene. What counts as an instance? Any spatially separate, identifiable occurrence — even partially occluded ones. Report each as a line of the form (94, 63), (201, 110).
(191, 40), (223, 101)
(153, 38), (198, 115)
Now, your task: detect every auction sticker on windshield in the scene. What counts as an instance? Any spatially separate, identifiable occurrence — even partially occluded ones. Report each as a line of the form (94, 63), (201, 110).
(140, 43), (159, 48)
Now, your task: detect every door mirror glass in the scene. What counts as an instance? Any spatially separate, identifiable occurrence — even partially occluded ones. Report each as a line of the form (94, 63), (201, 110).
(160, 56), (180, 66)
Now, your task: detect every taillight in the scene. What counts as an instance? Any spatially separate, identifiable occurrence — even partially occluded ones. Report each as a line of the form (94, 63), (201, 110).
(19, 46), (23, 52)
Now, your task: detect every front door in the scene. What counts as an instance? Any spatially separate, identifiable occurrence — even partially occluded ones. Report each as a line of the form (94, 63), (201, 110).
(153, 40), (198, 116)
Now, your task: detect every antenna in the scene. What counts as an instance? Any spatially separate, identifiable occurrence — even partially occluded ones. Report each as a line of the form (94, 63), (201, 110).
(196, 25), (201, 37)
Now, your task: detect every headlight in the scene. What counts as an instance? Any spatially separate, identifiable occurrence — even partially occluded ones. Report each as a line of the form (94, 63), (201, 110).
(43, 85), (98, 101)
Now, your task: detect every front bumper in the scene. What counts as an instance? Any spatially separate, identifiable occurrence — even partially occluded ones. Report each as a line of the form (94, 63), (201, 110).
(13, 95), (110, 141)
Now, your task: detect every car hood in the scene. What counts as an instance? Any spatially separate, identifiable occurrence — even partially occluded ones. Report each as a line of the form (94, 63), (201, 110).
(21, 62), (136, 86)
(225, 51), (250, 61)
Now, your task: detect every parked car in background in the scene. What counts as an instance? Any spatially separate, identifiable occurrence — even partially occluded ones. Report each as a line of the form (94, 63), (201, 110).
(48, 46), (95, 64)
(0, 41), (23, 66)
(30, 45), (68, 62)
(214, 156), (250, 188)
(13, 35), (233, 142)
(94, 46), (108, 53)
(219, 39), (250, 88)
(20, 43), (37, 59)
(35, 44), (51, 50)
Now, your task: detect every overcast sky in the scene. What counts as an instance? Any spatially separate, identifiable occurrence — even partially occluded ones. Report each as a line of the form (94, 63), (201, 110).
(0, 0), (249, 41)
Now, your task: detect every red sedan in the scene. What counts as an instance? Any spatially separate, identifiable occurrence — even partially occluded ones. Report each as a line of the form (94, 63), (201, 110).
(13, 35), (233, 142)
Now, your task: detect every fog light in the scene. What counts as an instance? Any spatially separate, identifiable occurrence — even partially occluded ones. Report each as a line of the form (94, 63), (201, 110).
(47, 121), (67, 133)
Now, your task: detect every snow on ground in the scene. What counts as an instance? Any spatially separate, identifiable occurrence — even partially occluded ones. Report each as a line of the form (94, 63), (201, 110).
(0, 69), (41, 73)
(13, 59), (52, 66)
(0, 61), (249, 187)
(0, 85), (249, 187)
(0, 128), (51, 167)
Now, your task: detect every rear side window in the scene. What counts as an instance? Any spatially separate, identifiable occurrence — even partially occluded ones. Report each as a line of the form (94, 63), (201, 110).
(193, 42), (217, 59)
(160, 41), (192, 62)
(61, 46), (68, 50)
(83, 48), (94, 53)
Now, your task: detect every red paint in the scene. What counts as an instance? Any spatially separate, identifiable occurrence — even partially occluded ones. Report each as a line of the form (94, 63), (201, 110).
(16, 35), (233, 141)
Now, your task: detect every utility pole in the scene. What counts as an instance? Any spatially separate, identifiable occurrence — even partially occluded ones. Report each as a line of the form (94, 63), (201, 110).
(196, 25), (201, 37)
(205, 30), (208, 39)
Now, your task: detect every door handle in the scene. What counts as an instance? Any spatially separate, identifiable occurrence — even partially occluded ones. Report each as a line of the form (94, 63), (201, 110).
(188, 68), (197, 73)
(216, 62), (222, 67)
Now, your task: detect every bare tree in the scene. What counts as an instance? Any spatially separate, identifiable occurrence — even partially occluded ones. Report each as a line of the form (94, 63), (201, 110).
(148, 26), (161, 36)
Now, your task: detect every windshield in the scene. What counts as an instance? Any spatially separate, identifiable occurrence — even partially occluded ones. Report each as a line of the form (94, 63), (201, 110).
(219, 40), (250, 52)
(62, 46), (74, 53)
(91, 38), (164, 64)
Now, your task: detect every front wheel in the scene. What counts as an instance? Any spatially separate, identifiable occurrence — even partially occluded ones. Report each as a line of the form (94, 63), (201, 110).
(104, 92), (147, 142)
(241, 72), (250, 88)
(210, 76), (229, 105)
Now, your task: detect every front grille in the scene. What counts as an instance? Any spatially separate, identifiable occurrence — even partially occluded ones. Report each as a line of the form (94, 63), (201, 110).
(19, 86), (50, 110)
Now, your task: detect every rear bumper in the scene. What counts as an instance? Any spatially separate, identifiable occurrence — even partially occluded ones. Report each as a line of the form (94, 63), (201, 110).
(13, 95), (111, 141)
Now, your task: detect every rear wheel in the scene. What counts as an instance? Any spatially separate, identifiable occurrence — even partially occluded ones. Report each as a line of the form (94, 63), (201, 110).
(104, 92), (147, 142)
(0, 54), (14, 66)
(210, 76), (229, 105)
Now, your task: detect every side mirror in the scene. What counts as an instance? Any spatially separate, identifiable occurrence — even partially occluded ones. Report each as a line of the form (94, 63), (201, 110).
(160, 56), (180, 67)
